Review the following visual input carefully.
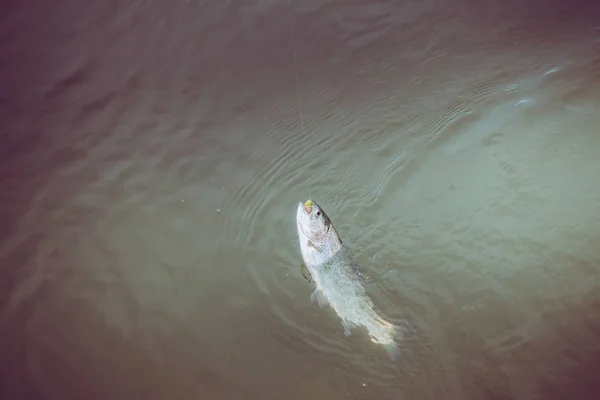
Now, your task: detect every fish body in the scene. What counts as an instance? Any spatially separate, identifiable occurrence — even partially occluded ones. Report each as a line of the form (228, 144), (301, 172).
(296, 200), (400, 359)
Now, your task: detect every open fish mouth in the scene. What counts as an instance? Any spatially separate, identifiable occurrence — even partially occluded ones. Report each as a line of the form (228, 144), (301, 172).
(303, 200), (314, 214)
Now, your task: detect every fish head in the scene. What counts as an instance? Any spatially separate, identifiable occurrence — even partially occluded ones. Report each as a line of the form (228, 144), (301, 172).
(296, 200), (343, 265)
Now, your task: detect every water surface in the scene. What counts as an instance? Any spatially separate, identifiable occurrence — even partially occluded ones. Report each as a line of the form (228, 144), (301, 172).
(1, 0), (600, 399)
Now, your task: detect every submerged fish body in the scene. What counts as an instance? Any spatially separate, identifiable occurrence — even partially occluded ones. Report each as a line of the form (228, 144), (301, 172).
(296, 200), (400, 359)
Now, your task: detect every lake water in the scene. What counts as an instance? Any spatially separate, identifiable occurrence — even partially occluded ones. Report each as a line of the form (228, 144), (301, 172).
(1, 0), (600, 399)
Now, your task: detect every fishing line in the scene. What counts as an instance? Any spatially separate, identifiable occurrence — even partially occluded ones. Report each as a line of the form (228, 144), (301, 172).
(287, 0), (306, 137)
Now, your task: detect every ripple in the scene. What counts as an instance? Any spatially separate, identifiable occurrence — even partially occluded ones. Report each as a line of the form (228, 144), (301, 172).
(240, 64), (539, 368)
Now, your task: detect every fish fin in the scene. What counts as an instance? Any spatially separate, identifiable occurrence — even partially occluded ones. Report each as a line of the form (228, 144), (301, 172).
(317, 291), (329, 307)
(310, 289), (329, 307)
(307, 240), (322, 253)
(300, 263), (314, 283)
(309, 289), (319, 303)
(377, 323), (406, 361)
(341, 320), (353, 336)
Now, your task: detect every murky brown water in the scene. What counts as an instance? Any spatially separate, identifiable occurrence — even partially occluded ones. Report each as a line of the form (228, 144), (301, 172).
(1, 0), (600, 399)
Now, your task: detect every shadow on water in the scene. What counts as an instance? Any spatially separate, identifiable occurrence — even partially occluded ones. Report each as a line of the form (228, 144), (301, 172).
(545, 347), (600, 400)
(0, 0), (72, 355)
(538, 298), (600, 400)
(1, 301), (259, 399)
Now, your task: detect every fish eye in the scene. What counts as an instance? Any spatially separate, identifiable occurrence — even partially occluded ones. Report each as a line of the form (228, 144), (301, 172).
(316, 211), (321, 216)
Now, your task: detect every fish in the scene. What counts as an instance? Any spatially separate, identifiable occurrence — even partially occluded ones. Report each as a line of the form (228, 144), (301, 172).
(296, 199), (401, 360)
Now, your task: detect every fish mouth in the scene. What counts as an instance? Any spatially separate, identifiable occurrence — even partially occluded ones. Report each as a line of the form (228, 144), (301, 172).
(303, 199), (314, 214)
(297, 202), (312, 239)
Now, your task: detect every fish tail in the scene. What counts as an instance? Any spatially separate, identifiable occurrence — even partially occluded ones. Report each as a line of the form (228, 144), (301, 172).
(382, 323), (402, 360)
(371, 319), (405, 361)
(383, 340), (401, 361)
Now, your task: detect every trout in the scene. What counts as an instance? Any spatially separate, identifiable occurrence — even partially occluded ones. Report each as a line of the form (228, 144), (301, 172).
(296, 199), (400, 359)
